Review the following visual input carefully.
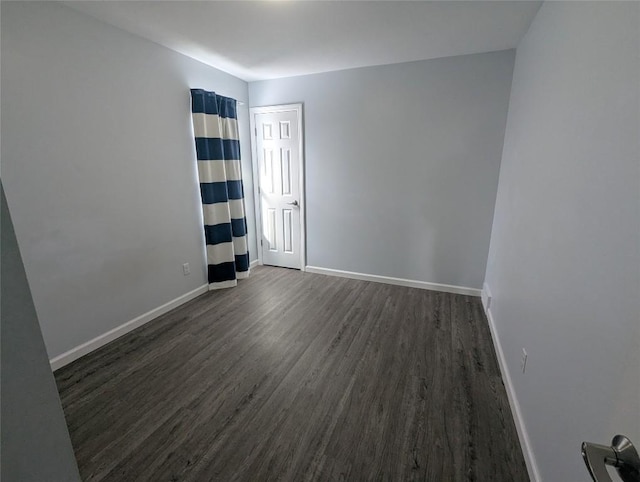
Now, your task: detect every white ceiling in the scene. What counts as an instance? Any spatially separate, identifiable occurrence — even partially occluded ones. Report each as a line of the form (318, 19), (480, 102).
(65, 1), (542, 82)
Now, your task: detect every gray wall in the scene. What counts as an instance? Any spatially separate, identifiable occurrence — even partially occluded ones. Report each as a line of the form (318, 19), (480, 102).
(249, 51), (515, 289)
(1, 1), (256, 360)
(1, 183), (81, 481)
(484, 2), (639, 481)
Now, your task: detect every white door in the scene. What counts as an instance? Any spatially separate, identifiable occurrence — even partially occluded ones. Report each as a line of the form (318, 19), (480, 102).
(251, 106), (304, 269)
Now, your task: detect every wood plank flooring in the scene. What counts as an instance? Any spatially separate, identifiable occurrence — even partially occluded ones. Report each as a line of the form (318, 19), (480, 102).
(55, 266), (529, 481)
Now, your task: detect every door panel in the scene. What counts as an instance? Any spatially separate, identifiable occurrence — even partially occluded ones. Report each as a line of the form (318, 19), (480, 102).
(254, 109), (302, 269)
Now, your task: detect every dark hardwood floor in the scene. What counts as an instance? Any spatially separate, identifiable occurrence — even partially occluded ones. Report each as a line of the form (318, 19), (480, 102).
(55, 266), (529, 481)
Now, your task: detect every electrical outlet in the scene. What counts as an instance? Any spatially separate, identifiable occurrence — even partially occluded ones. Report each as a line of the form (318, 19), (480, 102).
(182, 263), (190, 276)
(521, 349), (528, 373)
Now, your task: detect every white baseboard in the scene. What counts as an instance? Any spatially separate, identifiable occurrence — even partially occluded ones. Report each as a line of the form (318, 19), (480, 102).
(305, 266), (481, 297)
(481, 282), (492, 311)
(481, 285), (541, 482)
(50, 284), (208, 371)
(250, 259), (259, 268)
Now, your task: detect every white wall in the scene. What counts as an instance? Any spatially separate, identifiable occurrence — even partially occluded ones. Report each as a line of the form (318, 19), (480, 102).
(1, 1), (257, 360)
(250, 51), (515, 289)
(484, 2), (639, 481)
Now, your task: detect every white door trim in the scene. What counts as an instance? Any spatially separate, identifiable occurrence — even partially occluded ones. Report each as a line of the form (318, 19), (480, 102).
(250, 103), (306, 271)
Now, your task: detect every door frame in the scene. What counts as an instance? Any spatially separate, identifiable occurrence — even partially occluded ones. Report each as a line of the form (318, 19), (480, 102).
(249, 103), (306, 271)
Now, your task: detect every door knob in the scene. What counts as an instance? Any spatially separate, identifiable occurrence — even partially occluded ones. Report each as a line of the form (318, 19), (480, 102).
(582, 435), (640, 482)
(287, 200), (299, 207)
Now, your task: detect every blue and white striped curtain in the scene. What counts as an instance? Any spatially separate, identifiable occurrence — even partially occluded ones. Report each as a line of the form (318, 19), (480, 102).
(190, 89), (250, 290)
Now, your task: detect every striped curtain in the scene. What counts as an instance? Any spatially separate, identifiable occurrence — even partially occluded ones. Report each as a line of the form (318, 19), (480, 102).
(190, 89), (250, 290)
